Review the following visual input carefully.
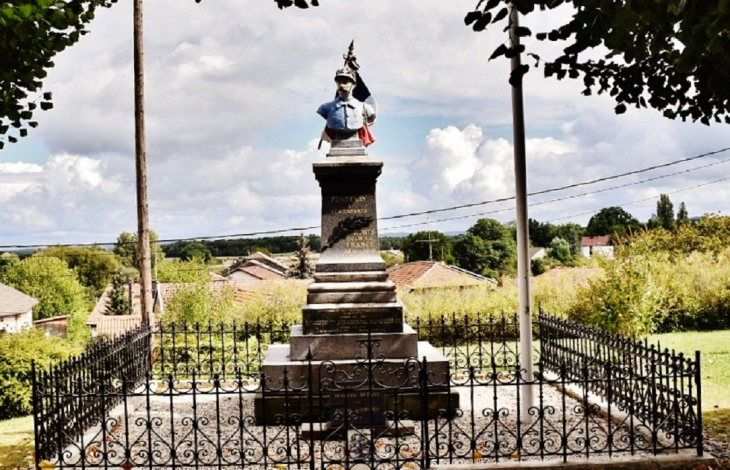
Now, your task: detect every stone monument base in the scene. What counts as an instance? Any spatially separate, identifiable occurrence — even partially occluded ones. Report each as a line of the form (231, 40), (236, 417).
(289, 323), (418, 361)
(255, 342), (459, 425)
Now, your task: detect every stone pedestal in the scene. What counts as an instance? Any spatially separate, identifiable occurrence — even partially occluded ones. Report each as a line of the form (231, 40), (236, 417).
(255, 139), (456, 426)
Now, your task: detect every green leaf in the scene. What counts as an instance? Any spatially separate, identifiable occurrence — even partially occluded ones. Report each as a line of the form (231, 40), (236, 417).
(473, 12), (492, 31)
(43, 92), (52, 100)
(464, 11), (482, 26)
(40, 101), (53, 110)
(489, 44), (508, 60)
(20, 128), (28, 137)
(18, 4), (33, 17)
(509, 64), (530, 87)
(615, 103), (627, 114)
(504, 44), (525, 58)
(0, 6), (15, 19)
(485, 0), (501, 11)
(492, 7), (508, 23)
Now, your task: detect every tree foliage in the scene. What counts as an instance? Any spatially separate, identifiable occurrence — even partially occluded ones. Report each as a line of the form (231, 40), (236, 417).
(155, 258), (209, 283)
(547, 236), (571, 263)
(41, 245), (118, 295)
(0, 255), (87, 320)
(0, 328), (81, 418)
(0, 251), (19, 276)
(179, 241), (212, 263)
(463, 0), (730, 125)
(652, 194), (676, 231)
(453, 218), (516, 277)
(676, 202), (689, 226)
(162, 235), (322, 258)
(529, 219), (583, 255)
(401, 231), (453, 263)
(568, 219), (730, 335)
(0, 0), (116, 148)
(289, 233), (313, 279)
(586, 206), (641, 237)
(106, 273), (130, 315)
(113, 230), (162, 269)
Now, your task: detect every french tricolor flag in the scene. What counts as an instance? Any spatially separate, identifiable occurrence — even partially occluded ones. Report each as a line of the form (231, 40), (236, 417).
(319, 44), (377, 148)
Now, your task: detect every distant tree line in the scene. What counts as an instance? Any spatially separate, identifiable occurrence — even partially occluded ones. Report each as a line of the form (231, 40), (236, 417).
(161, 235), (322, 258)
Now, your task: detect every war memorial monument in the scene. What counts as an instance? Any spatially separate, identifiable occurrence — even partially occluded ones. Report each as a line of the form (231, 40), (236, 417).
(254, 46), (457, 431)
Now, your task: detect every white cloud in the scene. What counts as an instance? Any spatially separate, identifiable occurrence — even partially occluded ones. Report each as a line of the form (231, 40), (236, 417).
(1, 0), (728, 245)
(0, 162), (43, 173)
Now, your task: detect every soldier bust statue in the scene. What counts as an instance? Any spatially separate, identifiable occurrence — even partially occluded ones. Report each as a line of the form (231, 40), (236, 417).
(317, 67), (376, 145)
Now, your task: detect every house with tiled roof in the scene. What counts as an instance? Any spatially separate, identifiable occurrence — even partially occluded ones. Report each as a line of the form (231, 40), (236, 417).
(581, 236), (613, 258)
(0, 282), (38, 334)
(87, 283), (143, 338)
(387, 261), (496, 292)
(223, 252), (289, 280)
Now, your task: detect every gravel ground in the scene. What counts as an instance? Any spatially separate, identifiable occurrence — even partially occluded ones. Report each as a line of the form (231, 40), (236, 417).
(57, 379), (693, 469)
(704, 432), (730, 459)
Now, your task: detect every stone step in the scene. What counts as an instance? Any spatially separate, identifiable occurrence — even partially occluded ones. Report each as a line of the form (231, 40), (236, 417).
(307, 281), (395, 293)
(314, 271), (389, 283)
(308, 291), (397, 304)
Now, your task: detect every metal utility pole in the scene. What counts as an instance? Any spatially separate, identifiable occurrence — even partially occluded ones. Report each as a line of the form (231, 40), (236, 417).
(134, 0), (153, 325)
(509, 4), (535, 422)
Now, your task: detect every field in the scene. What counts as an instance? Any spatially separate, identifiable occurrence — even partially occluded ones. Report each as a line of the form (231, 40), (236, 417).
(0, 416), (33, 469)
(648, 330), (730, 410)
(649, 329), (730, 451)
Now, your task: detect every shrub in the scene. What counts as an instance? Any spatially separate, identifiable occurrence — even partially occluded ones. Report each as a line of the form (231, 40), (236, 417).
(161, 281), (236, 326)
(231, 281), (307, 326)
(567, 231), (730, 335)
(531, 258), (548, 276)
(1, 256), (87, 320)
(0, 330), (82, 418)
(156, 259), (210, 283)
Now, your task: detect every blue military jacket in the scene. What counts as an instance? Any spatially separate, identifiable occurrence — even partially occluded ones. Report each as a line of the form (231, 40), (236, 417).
(317, 97), (374, 131)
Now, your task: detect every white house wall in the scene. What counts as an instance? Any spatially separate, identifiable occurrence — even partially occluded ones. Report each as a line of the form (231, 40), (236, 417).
(0, 309), (33, 333)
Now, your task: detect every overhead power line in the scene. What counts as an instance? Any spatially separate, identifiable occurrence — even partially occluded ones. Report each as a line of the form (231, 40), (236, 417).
(379, 146), (730, 221)
(546, 175), (730, 223)
(1, 146), (728, 249)
(380, 159), (730, 232)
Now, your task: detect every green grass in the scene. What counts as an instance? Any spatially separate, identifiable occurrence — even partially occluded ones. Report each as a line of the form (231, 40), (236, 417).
(0, 416), (34, 469)
(649, 330), (730, 410)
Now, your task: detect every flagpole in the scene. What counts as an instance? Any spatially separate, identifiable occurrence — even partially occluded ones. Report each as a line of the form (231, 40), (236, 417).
(509, 3), (535, 423)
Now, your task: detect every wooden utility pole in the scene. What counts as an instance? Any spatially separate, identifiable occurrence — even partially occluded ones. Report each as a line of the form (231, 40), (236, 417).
(509, 4), (535, 423)
(134, 0), (153, 325)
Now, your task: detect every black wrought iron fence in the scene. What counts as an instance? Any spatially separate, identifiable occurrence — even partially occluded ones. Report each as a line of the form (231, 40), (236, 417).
(151, 319), (291, 380)
(32, 313), (702, 469)
(410, 312), (538, 371)
(32, 325), (151, 463)
(538, 313), (702, 455)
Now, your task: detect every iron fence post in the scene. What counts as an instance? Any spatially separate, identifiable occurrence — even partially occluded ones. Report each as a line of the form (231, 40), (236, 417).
(696, 350), (703, 457)
(420, 356), (429, 469)
(31, 360), (40, 469)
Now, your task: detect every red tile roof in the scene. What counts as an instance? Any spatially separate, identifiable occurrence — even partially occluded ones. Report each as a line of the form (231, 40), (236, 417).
(387, 261), (494, 290)
(581, 235), (611, 247)
(238, 264), (287, 280)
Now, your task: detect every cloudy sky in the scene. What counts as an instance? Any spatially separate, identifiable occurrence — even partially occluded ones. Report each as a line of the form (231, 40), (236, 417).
(1, 0), (728, 248)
